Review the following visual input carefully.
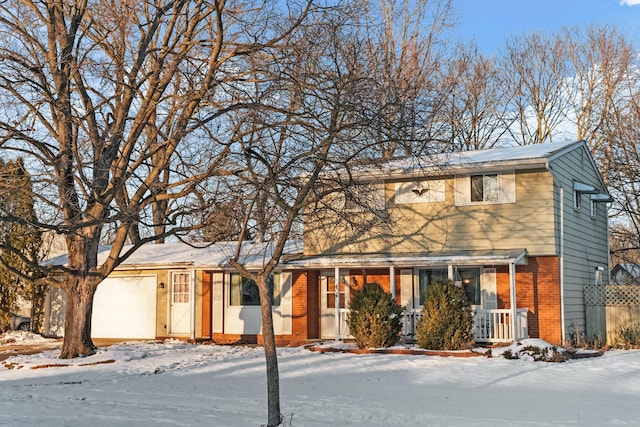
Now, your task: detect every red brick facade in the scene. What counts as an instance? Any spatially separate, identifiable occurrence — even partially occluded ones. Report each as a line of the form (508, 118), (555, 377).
(496, 256), (562, 344)
(205, 255), (563, 346)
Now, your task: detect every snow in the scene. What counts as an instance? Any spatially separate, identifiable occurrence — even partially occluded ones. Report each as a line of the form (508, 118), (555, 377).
(1, 333), (639, 426)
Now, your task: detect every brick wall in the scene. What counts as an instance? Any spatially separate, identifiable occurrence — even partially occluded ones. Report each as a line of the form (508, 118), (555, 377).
(201, 271), (212, 338)
(496, 256), (562, 344)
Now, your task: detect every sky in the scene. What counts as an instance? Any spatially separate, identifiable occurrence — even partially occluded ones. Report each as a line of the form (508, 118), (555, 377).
(453, 0), (640, 54)
(1, 332), (640, 426)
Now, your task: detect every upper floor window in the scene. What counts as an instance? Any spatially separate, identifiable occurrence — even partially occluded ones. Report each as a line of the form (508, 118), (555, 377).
(455, 172), (516, 206)
(471, 174), (498, 202)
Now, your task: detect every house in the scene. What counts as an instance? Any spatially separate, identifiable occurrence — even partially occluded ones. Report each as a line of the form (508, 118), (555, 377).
(611, 263), (640, 285)
(45, 140), (610, 346)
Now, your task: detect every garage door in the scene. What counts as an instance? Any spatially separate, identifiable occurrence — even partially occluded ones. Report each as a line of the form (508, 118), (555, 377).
(91, 275), (157, 339)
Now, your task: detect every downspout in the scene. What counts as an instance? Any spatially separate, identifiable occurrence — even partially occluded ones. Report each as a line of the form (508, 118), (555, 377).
(509, 261), (517, 341)
(511, 250), (527, 341)
(389, 265), (396, 299)
(334, 266), (340, 342)
(190, 269), (196, 342)
(560, 187), (566, 342)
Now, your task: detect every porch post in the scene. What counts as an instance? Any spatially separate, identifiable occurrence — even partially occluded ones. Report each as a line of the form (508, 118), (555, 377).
(334, 266), (340, 342)
(509, 262), (517, 341)
(389, 265), (396, 299)
(190, 269), (196, 341)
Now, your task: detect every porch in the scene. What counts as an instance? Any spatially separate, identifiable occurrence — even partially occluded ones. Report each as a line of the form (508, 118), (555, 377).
(338, 308), (529, 344)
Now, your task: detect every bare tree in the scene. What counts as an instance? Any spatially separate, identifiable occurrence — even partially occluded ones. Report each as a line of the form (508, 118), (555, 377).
(0, 0), (311, 362)
(440, 44), (511, 150)
(356, 0), (455, 157)
(501, 32), (571, 145)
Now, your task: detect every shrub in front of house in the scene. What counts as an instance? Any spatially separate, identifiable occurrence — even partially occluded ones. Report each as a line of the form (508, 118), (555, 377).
(416, 280), (474, 350)
(616, 324), (640, 349)
(347, 282), (403, 349)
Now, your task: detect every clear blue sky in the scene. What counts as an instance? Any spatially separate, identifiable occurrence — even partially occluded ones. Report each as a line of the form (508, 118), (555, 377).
(452, 0), (640, 54)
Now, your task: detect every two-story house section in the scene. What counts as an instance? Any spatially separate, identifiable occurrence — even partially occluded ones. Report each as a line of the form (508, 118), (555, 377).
(295, 140), (610, 345)
(44, 140), (609, 347)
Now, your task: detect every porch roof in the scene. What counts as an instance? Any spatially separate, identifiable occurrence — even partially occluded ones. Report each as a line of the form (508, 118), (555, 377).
(284, 248), (528, 269)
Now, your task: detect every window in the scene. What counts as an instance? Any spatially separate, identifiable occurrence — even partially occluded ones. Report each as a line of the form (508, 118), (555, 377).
(325, 275), (346, 309)
(172, 272), (190, 303)
(590, 198), (597, 218)
(455, 268), (481, 306)
(229, 273), (280, 306)
(471, 174), (498, 202)
(417, 268), (448, 305)
(574, 190), (581, 210)
(455, 172), (515, 206)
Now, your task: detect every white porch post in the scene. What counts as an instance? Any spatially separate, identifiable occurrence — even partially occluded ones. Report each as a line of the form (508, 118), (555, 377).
(389, 265), (396, 299)
(509, 262), (517, 341)
(190, 269), (196, 341)
(334, 266), (340, 342)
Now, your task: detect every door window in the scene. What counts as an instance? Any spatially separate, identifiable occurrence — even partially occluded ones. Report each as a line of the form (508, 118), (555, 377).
(172, 272), (190, 303)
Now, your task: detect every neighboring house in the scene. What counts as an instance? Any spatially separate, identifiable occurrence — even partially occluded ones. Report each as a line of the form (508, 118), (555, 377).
(44, 140), (610, 346)
(611, 264), (640, 285)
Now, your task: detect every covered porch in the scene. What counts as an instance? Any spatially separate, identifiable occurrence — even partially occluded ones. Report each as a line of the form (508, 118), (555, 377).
(288, 249), (530, 345)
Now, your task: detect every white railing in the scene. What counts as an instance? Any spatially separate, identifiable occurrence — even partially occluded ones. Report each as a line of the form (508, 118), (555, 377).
(338, 308), (352, 339)
(472, 308), (529, 343)
(339, 308), (528, 343)
(400, 308), (529, 343)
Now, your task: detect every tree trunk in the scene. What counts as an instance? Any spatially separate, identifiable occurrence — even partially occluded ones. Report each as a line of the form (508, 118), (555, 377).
(258, 275), (281, 427)
(60, 275), (97, 359)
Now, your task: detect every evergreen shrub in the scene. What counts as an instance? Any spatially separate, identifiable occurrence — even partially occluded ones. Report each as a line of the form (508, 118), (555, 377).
(415, 280), (474, 350)
(347, 282), (403, 349)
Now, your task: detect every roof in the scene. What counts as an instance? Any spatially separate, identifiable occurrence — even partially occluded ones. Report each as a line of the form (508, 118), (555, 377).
(45, 240), (304, 270)
(285, 249), (528, 269)
(44, 242), (528, 271)
(349, 140), (585, 180)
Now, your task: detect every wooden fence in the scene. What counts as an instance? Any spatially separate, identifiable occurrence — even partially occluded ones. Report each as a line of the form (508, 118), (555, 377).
(585, 285), (640, 345)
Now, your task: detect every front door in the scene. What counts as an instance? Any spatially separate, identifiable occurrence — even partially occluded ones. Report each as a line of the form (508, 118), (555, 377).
(320, 270), (349, 339)
(170, 271), (191, 335)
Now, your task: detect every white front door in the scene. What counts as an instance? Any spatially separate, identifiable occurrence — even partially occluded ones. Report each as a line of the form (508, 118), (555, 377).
(320, 270), (349, 339)
(170, 271), (191, 335)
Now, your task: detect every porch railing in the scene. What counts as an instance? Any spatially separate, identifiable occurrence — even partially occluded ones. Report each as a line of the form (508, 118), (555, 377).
(339, 308), (528, 343)
(401, 308), (529, 343)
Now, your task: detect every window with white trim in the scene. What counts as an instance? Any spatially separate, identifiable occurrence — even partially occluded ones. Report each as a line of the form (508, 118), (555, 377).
(471, 174), (498, 202)
(229, 273), (281, 307)
(455, 172), (516, 206)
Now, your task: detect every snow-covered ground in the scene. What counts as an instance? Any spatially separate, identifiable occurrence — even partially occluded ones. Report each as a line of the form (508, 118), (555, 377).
(1, 332), (639, 426)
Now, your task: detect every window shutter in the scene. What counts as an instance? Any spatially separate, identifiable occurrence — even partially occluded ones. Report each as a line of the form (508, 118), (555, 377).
(400, 269), (413, 308)
(454, 176), (470, 206)
(500, 172), (516, 203)
(280, 272), (292, 334)
(212, 272), (224, 333)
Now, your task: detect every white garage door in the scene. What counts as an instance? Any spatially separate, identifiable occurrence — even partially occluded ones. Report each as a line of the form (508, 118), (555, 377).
(91, 275), (157, 339)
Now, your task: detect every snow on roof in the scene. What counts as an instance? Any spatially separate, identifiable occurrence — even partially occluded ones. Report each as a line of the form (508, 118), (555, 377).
(351, 140), (584, 179)
(45, 240), (304, 270)
(287, 249), (528, 268)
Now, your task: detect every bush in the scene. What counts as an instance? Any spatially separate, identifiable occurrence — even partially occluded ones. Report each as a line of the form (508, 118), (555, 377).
(415, 280), (474, 350)
(347, 282), (403, 349)
(617, 324), (640, 349)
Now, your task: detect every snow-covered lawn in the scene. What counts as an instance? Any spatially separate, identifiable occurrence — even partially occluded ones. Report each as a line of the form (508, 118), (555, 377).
(1, 333), (639, 426)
